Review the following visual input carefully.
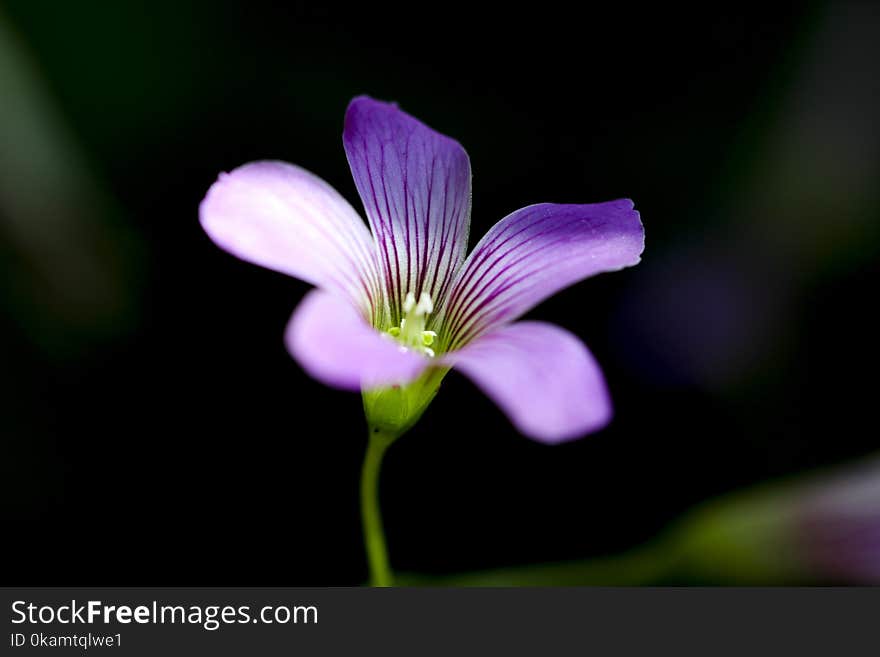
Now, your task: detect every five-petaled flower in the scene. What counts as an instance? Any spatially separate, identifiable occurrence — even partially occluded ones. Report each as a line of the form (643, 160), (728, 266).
(200, 97), (644, 443)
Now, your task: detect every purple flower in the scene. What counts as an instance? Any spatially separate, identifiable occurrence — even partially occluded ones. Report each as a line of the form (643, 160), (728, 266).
(200, 97), (644, 443)
(795, 457), (880, 583)
(675, 455), (880, 584)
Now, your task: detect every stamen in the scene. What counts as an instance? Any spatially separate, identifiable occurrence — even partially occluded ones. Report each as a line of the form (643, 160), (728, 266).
(385, 290), (437, 357)
(415, 292), (433, 315)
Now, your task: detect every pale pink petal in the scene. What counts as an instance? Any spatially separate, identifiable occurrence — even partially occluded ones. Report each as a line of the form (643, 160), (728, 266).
(200, 160), (381, 315)
(443, 321), (612, 443)
(286, 289), (430, 390)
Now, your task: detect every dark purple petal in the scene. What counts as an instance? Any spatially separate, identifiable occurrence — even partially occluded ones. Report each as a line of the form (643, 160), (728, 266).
(200, 160), (381, 317)
(286, 289), (430, 390)
(343, 96), (471, 323)
(441, 201), (644, 349)
(442, 321), (612, 443)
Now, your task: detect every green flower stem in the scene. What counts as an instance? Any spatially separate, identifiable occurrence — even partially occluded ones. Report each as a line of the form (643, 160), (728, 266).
(360, 429), (396, 586)
(360, 368), (448, 587)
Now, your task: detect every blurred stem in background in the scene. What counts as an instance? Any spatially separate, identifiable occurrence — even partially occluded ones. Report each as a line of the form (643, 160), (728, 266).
(0, 9), (143, 516)
(0, 9), (142, 357)
(403, 454), (880, 585)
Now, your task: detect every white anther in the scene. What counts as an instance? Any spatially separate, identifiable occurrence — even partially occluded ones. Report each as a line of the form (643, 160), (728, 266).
(415, 292), (434, 315)
(393, 291), (437, 357)
(403, 291), (417, 313)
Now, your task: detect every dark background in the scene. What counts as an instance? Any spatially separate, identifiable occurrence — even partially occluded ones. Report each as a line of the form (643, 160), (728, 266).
(2, 2), (878, 583)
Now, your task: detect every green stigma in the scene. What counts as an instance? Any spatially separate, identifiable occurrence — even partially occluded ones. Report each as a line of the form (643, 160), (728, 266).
(386, 291), (437, 357)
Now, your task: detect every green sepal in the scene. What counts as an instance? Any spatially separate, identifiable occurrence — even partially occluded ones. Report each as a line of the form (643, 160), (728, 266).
(362, 366), (449, 440)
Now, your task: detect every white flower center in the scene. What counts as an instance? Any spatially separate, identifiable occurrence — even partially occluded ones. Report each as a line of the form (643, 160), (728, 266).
(387, 291), (437, 357)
